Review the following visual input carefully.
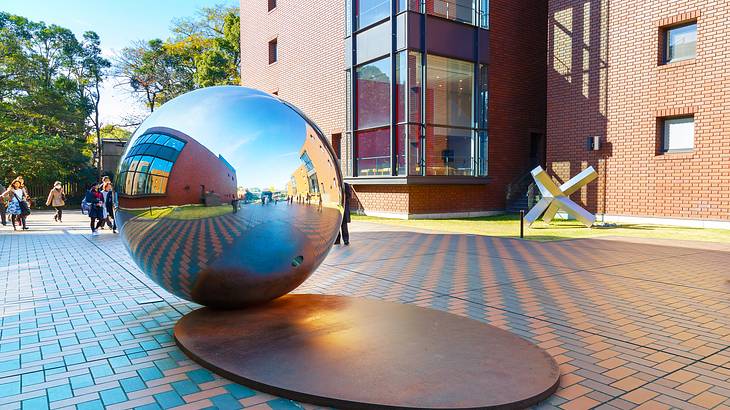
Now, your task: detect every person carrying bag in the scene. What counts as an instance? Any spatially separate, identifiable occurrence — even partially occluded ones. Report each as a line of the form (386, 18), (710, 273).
(2, 178), (29, 230)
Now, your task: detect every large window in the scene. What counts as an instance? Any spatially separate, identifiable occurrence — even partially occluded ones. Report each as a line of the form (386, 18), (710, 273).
(356, 57), (391, 129)
(355, 56), (391, 176)
(426, 55), (473, 128)
(356, 127), (390, 176)
(118, 133), (186, 196)
(426, 127), (473, 176)
(665, 22), (696, 64)
(356, 0), (389, 29)
(661, 116), (694, 152)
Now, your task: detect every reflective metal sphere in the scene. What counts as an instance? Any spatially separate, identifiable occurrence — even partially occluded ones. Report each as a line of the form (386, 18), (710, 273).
(115, 86), (343, 309)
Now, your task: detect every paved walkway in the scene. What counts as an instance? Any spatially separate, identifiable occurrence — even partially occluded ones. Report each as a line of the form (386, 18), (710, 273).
(1, 211), (730, 409)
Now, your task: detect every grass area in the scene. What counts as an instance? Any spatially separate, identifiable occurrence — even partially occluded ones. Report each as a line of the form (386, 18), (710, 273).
(352, 213), (730, 243)
(131, 204), (234, 220)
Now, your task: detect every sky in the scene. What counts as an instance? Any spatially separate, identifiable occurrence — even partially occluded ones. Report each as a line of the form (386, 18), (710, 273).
(1, 0), (238, 125)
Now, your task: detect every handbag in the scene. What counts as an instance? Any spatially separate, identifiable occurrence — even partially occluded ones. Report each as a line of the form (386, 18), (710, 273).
(14, 192), (31, 216)
(81, 198), (90, 215)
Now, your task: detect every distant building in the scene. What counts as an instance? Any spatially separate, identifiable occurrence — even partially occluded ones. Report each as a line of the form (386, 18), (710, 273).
(117, 127), (237, 208)
(101, 138), (128, 176)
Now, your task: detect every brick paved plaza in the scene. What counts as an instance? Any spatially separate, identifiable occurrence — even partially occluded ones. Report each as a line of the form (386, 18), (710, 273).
(1, 211), (730, 409)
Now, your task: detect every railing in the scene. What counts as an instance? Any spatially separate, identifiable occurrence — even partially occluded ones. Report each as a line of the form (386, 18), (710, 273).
(357, 156), (391, 176)
(423, 0), (489, 28)
(23, 181), (84, 208)
(506, 169), (544, 211)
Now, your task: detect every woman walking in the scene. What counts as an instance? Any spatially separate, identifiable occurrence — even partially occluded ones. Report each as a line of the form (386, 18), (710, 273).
(46, 181), (66, 223)
(101, 182), (117, 233)
(84, 183), (104, 235)
(2, 178), (30, 231)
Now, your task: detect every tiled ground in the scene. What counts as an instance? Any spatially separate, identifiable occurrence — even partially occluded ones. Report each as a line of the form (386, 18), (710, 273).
(1, 212), (730, 409)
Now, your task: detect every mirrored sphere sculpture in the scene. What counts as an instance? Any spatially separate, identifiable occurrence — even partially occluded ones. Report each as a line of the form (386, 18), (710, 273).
(115, 86), (344, 308)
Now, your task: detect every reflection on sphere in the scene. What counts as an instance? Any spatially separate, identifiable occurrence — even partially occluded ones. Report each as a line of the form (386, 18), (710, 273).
(115, 86), (343, 309)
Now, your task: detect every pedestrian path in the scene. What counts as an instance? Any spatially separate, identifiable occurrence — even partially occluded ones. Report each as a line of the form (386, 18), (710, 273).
(1, 211), (730, 409)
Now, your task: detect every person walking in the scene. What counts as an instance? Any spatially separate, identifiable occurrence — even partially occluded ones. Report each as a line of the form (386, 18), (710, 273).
(46, 181), (66, 223)
(3, 178), (30, 231)
(0, 182), (7, 226)
(102, 182), (117, 233)
(334, 183), (351, 245)
(84, 184), (104, 235)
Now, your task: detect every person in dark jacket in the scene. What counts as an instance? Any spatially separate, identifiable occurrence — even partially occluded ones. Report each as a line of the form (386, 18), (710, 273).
(84, 184), (105, 236)
(334, 183), (351, 245)
(102, 182), (117, 233)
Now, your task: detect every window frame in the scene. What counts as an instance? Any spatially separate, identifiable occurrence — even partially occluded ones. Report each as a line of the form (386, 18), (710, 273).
(268, 38), (278, 65)
(662, 21), (697, 65)
(660, 115), (695, 153)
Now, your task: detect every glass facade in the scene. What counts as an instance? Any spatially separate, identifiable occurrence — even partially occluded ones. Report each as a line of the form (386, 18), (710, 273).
(346, 0), (488, 179)
(356, 0), (390, 29)
(117, 133), (186, 196)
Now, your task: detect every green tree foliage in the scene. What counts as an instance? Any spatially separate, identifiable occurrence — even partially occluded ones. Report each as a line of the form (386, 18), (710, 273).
(0, 12), (102, 188)
(98, 124), (131, 141)
(115, 4), (240, 113)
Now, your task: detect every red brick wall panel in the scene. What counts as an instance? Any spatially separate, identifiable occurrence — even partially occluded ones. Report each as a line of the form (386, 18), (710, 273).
(547, 0), (730, 221)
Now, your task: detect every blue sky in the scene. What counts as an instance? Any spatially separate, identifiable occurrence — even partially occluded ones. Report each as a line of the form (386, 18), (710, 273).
(1, 0), (238, 124)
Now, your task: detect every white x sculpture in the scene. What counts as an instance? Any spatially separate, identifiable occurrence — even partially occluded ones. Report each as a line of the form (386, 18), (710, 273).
(524, 166), (598, 228)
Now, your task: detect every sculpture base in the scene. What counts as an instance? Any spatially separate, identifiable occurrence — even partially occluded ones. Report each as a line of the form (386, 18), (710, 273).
(174, 294), (560, 409)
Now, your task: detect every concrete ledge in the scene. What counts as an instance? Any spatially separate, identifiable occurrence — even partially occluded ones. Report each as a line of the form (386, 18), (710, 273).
(355, 210), (504, 220)
(599, 214), (730, 230)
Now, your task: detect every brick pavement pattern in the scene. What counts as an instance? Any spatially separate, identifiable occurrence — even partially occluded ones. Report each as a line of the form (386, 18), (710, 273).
(2, 211), (730, 409)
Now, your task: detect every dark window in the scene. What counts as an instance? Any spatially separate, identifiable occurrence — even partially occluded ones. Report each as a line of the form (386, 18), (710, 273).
(268, 38), (278, 64)
(268, 0), (276, 11)
(117, 133), (186, 196)
(331, 133), (342, 159)
(664, 22), (696, 64)
(660, 116), (694, 152)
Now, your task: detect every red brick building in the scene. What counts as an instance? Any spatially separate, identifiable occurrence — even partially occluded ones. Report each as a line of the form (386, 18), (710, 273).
(240, 0), (548, 218)
(117, 127), (238, 209)
(547, 1), (730, 227)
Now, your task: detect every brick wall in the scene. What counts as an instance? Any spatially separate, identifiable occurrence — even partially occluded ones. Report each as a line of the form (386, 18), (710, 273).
(488, 0), (549, 191)
(239, 0), (346, 138)
(547, 0), (730, 221)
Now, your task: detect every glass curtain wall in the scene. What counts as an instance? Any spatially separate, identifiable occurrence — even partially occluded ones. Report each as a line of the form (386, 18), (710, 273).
(346, 0), (488, 178)
(355, 57), (391, 176)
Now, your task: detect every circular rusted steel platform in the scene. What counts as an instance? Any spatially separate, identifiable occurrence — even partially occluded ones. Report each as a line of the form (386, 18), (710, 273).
(174, 294), (560, 409)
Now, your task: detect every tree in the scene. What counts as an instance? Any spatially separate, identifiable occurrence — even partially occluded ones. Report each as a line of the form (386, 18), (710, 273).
(77, 31), (111, 179)
(113, 4), (241, 113)
(0, 13), (97, 189)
